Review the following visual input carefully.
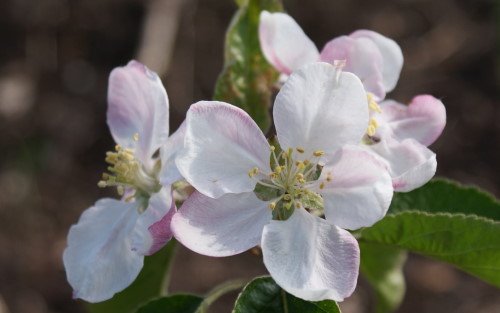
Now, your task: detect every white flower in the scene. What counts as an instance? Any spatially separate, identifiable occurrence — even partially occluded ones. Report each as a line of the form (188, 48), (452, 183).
(63, 61), (185, 302)
(364, 95), (446, 192)
(258, 11), (403, 101)
(172, 63), (393, 302)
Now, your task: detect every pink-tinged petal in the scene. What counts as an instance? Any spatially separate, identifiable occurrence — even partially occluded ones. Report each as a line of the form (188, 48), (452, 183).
(131, 188), (176, 256)
(107, 60), (169, 167)
(160, 120), (186, 185)
(176, 101), (270, 198)
(274, 62), (367, 155)
(318, 146), (393, 230)
(63, 199), (143, 303)
(319, 36), (385, 101)
(172, 191), (271, 257)
(262, 208), (360, 302)
(350, 30), (403, 92)
(369, 138), (437, 192)
(259, 11), (319, 75)
(377, 95), (446, 146)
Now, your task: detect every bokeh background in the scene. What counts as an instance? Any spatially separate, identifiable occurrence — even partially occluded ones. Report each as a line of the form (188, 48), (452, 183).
(0, 0), (499, 312)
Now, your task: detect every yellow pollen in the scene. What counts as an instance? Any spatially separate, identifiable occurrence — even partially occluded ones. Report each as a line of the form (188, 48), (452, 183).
(367, 93), (383, 113)
(296, 147), (305, 153)
(320, 182), (325, 189)
(270, 145), (275, 152)
(269, 202), (276, 210)
(313, 150), (325, 157)
(326, 176), (332, 182)
(253, 167), (259, 175)
(297, 173), (304, 179)
(269, 172), (277, 179)
(367, 125), (376, 137)
(303, 160), (310, 166)
(295, 202), (301, 208)
(298, 178), (306, 184)
(133, 133), (139, 141)
(97, 181), (107, 188)
(280, 166), (286, 171)
(370, 118), (379, 128)
(275, 166), (282, 174)
(283, 194), (292, 201)
(295, 161), (302, 166)
(248, 170), (254, 178)
(115, 145), (121, 151)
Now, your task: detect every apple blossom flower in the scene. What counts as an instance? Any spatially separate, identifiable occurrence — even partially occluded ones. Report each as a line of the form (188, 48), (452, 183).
(63, 61), (185, 302)
(258, 11), (403, 101)
(363, 95), (446, 192)
(172, 62), (393, 302)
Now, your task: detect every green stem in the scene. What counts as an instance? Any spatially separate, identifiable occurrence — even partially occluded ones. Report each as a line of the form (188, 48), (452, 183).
(281, 288), (289, 313)
(195, 279), (248, 313)
(160, 239), (178, 296)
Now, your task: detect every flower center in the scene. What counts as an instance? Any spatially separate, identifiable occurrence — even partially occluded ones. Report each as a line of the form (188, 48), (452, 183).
(97, 134), (161, 200)
(250, 146), (326, 220)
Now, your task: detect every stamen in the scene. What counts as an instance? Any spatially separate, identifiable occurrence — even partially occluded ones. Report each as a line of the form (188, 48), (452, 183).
(283, 194), (292, 201)
(296, 147), (305, 153)
(133, 133), (139, 141)
(313, 150), (325, 157)
(248, 170), (254, 178)
(269, 202), (276, 210)
(97, 181), (107, 188)
(320, 182), (325, 189)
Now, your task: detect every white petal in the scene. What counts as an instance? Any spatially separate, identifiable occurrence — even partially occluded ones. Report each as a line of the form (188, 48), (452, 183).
(131, 188), (176, 256)
(172, 191), (271, 256)
(377, 95), (446, 146)
(63, 199), (143, 302)
(350, 30), (403, 92)
(159, 121), (186, 185)
(107, 60), (169, 166)
(259, 11), (319, 75)
(176, 101), (270, 198)
(262, 208), (360, 302)
(318, 146), (393, 230)
(369, 138), (437, 192)
(274, 62), (367, 155)
(319, 36), (386, 101)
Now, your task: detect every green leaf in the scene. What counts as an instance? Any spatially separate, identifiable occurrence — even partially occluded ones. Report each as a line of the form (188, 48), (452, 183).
(88, 240), (178, 313)
(360, 212), (500, 287)
(136, 294), (203, 313)
(388, 178), (500, 220)
(233, 276), (341, 313)
(359, 243), (407, 313)
(213, 0), (283, 133)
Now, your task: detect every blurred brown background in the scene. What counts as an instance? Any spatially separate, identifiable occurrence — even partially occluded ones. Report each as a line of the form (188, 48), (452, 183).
(0, 0), (499, 312)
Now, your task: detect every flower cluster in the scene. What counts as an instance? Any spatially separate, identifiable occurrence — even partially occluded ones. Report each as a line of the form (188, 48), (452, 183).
(64, 11), (446, 304)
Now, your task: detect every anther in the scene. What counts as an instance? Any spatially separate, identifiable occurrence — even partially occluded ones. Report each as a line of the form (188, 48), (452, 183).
(133, 133), (139, 141)
(270, 146), (275, 152)
(248, 170), (254, 178)
(283, 194), (292, 201)
(296, 147), (305, 153)
(269, 202), (276, 210)
(326, 176), (332, 182)
(117, 186), (125, 196)
(115, 145), (121, 151)
(97, 181), (107, 188)
(320, 182), (325, 189)
(253, 168), (259, 175)
(303, 160), (310, 166)
(275, 166), (282, 174)
(313, 150), (325, 157)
